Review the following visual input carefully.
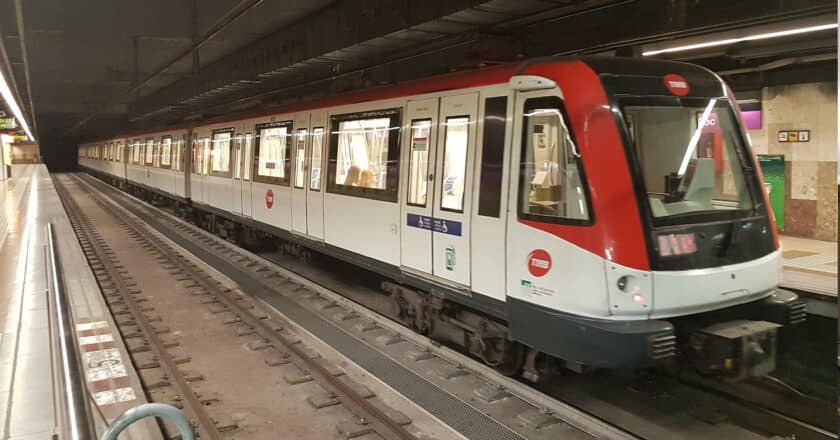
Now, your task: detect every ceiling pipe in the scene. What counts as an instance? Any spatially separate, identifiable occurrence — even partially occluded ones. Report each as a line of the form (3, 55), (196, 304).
(13, 0), (37, 138)
(129, 0), (264, 95)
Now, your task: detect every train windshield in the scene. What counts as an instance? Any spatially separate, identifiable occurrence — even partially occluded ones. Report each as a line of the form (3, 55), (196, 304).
(621, 97), (757, 227)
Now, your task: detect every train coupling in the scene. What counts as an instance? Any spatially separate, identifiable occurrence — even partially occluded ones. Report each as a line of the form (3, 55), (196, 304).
(689, 320), (780, 380)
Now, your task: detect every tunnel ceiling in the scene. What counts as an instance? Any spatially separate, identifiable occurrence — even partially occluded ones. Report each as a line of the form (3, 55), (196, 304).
(0, 0), (835, 143)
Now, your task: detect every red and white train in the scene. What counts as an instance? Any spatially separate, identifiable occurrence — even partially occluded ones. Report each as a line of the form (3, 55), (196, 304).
(79, 56), (805, 379)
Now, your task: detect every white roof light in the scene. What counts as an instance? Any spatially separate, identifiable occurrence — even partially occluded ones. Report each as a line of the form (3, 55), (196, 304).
(0, 67), (34, 141)
(643, 23), (838, 57)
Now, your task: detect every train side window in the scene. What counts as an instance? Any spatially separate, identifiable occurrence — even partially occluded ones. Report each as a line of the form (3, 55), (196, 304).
(294, 128), (307, 188)
(134, 140), (142, 164)
(160, 136), (173, 168)
(406, 119), (431, 207)
(310, 128), (324, 190)
(327, 108), (401, 202)
(210, 128), (234, 177)
(440, 116), (470, 213)
(116, 142), (123, 163)
(517, 96), (591, 224)
(145, 138), (154, 166)
(254, 121), (292, 186)
(478, 96), (508, 218)
(243, 133), (253, 181)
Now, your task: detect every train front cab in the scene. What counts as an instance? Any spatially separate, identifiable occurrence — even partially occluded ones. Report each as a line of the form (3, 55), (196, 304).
(504, 58), (805, 379)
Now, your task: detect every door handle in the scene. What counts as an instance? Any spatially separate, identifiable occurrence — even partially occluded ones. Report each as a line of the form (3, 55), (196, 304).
(428, 173), (434, 181)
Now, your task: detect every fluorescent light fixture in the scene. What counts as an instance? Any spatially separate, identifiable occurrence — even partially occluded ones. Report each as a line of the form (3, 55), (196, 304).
(643, 23), (838, 56)
(0, 66), (34, 141)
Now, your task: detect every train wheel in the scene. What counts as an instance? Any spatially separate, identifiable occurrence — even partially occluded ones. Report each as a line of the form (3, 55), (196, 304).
(482, 338), (525, 376)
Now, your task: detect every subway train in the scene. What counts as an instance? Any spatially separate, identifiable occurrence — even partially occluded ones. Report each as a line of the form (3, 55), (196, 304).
(78, 56), (806, 380)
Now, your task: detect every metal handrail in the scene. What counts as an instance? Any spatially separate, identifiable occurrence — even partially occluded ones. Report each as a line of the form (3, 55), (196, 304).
(46, 222), (97, 439)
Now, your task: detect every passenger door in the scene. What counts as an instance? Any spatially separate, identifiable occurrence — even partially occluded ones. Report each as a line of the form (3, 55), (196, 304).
(431, 93), (478, 286)
(291, 113), (310, 235)
(306, 112), (327, 240)
(400, 98), (439, 274)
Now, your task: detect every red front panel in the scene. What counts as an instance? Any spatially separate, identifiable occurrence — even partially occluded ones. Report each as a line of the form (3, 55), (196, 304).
(519, 61), (650, 271)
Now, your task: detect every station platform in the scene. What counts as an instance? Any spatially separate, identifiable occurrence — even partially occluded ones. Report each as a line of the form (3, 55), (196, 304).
(780, 235), (837, 298)
(0, 165), (160, 439)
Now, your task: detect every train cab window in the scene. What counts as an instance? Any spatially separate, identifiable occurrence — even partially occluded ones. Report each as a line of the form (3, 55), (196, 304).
(518, 96), (590, 224)
(407, 119), (431, 207)
(327, 108), (401, 202)
(145, 138), (154, 166)
(160, 136), (172, 168)
(243, 133), (253, 181)
(440, 116), (470, 212)
(210, 128), (233, 176)
(294, 129), (307, 188)
(310, 128), (324, 190)
(255, 121), (292, 185)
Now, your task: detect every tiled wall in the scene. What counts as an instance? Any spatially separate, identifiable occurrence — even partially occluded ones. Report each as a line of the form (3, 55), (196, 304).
(747, 81), (837, 241)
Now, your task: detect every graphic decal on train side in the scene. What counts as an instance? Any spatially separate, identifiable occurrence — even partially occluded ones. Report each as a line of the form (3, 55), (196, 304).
(265, 189), (274, 209)
(406, 214), (462, 236)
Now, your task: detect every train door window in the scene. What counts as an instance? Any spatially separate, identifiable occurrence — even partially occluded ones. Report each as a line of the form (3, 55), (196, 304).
(202, 138), (210, 174)
(478, 96), (508, 217)
(310, 128), (324, 190)
(160, 136), (172, 168)
(210, 128), (233, 177)
(294, 128), (307, 188)
(174, 138), (182, 171)
(145, 138), (154, 166)
(327, 108), (401, 201)
(191, 138), (200, 174)
(153, 140), (161, 167)
(517, 96), (590, 224)
(243, 133), (253, 181)
(407, 119), (431, 207)
(254, 121), (292, 185)
(233, 134), (243, 179)
(440, 116), (470, 212)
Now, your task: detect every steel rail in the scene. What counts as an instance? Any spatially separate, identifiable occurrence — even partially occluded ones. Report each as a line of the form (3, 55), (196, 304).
(46, 222), (98, 440)
(52, 178), (224, 440)
(69, 173), (418, 440)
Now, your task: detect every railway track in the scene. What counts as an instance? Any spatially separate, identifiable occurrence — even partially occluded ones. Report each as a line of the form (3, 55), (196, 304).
(74, 171), (835, 440)
(53, 174), (458, 440)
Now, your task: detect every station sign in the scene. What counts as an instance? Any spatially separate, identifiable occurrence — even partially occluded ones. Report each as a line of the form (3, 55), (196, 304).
(777, 130), (810, 143)
(0, 118), (16, 129)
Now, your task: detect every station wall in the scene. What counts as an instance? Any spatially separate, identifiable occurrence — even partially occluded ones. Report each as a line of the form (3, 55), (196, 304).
(747, 81), (837, 242)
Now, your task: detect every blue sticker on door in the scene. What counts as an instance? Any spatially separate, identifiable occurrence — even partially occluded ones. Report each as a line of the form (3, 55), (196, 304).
(406, 214), (461, 236)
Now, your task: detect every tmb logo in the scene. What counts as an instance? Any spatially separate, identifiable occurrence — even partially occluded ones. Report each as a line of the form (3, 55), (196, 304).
(663, 73), (690, 97)
(265, 189), (274, 209)
(527, 249), (552, 277)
